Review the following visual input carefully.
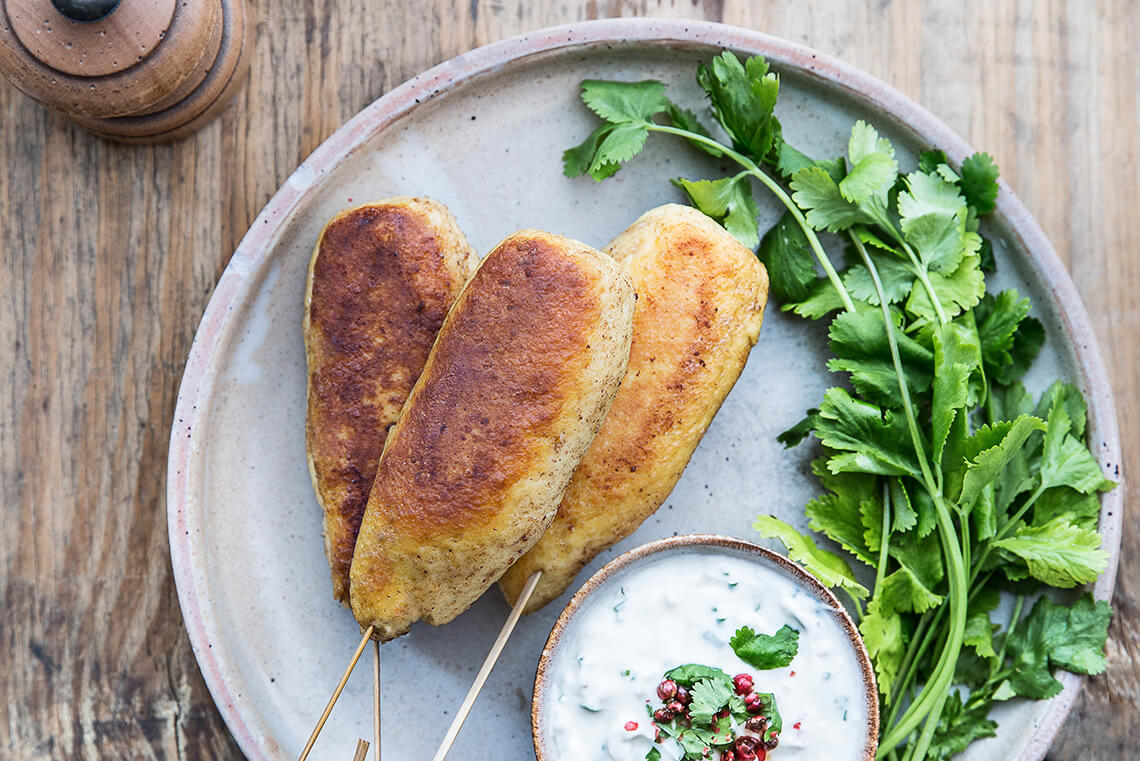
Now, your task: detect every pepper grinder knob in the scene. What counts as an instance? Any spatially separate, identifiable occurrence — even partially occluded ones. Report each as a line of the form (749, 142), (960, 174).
(0, 0), (249, 143)
(50, 0), (120, 22)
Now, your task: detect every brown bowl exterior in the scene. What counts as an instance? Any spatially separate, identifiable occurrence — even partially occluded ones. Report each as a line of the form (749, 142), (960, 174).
(531, 534), (879, 761)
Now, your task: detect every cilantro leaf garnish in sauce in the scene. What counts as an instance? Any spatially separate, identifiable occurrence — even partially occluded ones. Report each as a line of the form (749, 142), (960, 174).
(730, 625), (800, 670)
(647, 661), (784, 761)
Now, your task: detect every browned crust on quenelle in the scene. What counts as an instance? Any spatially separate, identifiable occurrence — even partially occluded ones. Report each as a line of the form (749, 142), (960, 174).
(374, 241), (585, 532)
(304, 198), (476, 602)
(531, 535), (879, 761)
(500, 204), (769, 611)
(349, 230), (635, 640)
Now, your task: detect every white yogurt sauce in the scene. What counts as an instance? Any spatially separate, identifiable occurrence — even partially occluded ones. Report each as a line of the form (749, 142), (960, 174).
(544, 549), (871, 761)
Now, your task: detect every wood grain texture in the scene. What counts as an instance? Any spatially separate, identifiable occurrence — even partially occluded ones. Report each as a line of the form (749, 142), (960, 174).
(0, 1), (1135, 759)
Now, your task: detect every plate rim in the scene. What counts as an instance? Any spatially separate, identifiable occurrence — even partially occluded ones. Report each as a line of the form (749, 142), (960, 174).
(166, 17), (1123, 761)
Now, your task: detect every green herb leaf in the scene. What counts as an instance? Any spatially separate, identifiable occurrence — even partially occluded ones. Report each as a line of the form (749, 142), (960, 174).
(563, 80), (673, 180)
(1042, 594), (1112, 674)
(905, 252), (986, 324)
(805, 460), (878, 566)
(815, 387), (923, 478)
(917, 149), (949, 174)
(730, 625), (800, 669)
(674, 175), (761, 249)
(580, 79), (669, 123)
(971, 391), (1041, 511)
(901, 477), (938, 537)
(1036, 381), (1088, 440)
(563, 123), (623, 180)
(783, 277), (848, 319)
(697, 52), (781, 159)
(675, 725), (716, 758)
(757, 693), (783, 734)
(663, 664), (733, 688)
(888, 477), (918, 533)
(1006, 594), (1112, 700)
(860, 598), (906, 704)
(957, 414), (1046, 508)
(931, 320), (983, 464)
(840, 121), (899, 205)
(880, 567), (944, 614)
(645, 748), (662, 761)
(898, 171), (977, 274)
(753, 515), (869, 600)
(1039, 398), (1114, 494)
(757, 210), (817, 300)
(994, 517), (1109, 587)
(827, 307), (934, 408)
(665, 102), (721, 156)
(962, 610), (997, 658)
(959, 152), (1000, 215)
(777, 409), (818, 448)
(975, 290), (1032, 372)
(843, 257), (915, 306)
(993, 315), (1045, 385)
(790, 165), (868, 232)
(773, 141), (844, 179)
(689, 677), (734, 724)
(990, 381), (1036, 422)
(927, 691), (998, 760)
(890, 530), (945, 590)
(591, 123), (650, 175)
(1032, 486), (1102, 530)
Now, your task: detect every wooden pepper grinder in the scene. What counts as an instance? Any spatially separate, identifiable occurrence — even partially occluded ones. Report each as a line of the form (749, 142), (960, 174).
(0, 0), (250, 142)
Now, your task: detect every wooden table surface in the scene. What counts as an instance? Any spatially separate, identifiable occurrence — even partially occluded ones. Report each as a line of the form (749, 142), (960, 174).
(1, 1), (1135, 759)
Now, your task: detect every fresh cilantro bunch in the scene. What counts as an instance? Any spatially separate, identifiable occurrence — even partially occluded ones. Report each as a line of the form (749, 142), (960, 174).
(564, 51), (1115, 761)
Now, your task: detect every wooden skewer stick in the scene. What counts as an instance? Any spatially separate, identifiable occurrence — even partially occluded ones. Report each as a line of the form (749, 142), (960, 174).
(373, 638), (382, 761)
(429, 570), (543, 761)
(297, 624), (376, 761)
(352, 738), (370, 761)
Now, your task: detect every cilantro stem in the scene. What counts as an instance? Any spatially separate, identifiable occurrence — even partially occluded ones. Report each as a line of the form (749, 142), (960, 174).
(884, 610), (933, 731)
(875, 482), (892, 593)
(993, 482), (1047, 543)
(851, 232), (968, 761)
(873, 223), (949, 326)
(879, 505), (967, 760)
(968, 482), (1047, 586)
(898, 237), (949, 326)
(849, 234), (937, 493)
(646, 124), (857, 313)
(906, 690), (947, 761)
(994, 594), (1025, 674)
(961, 513), (972, 571)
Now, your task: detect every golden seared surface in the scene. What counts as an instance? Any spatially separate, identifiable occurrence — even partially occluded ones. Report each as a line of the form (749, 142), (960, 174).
(500, 204), (769, 612)
(304, 198), (476, 603)
(349, 230), (635, 640)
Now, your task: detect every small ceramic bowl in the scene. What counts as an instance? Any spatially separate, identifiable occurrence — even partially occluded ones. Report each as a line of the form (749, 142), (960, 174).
(531, 534), (879, 761)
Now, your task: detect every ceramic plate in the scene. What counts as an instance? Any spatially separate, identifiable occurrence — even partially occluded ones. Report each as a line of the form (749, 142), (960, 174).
(167, 19), (1122, 761)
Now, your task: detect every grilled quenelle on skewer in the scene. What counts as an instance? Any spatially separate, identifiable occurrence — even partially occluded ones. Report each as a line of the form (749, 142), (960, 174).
(305, 198), (477, 603)
(500, 204), (769, 612)
(350, 229), (636, 641)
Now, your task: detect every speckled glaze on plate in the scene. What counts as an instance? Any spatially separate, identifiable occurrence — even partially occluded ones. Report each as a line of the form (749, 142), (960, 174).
(531, 535), (879, 761)
(167, 18), (1122, 761)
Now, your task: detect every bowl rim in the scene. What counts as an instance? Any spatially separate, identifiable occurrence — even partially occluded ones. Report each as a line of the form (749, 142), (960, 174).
(166, 17), (1123, 761)
(530, 533), (880, 761)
